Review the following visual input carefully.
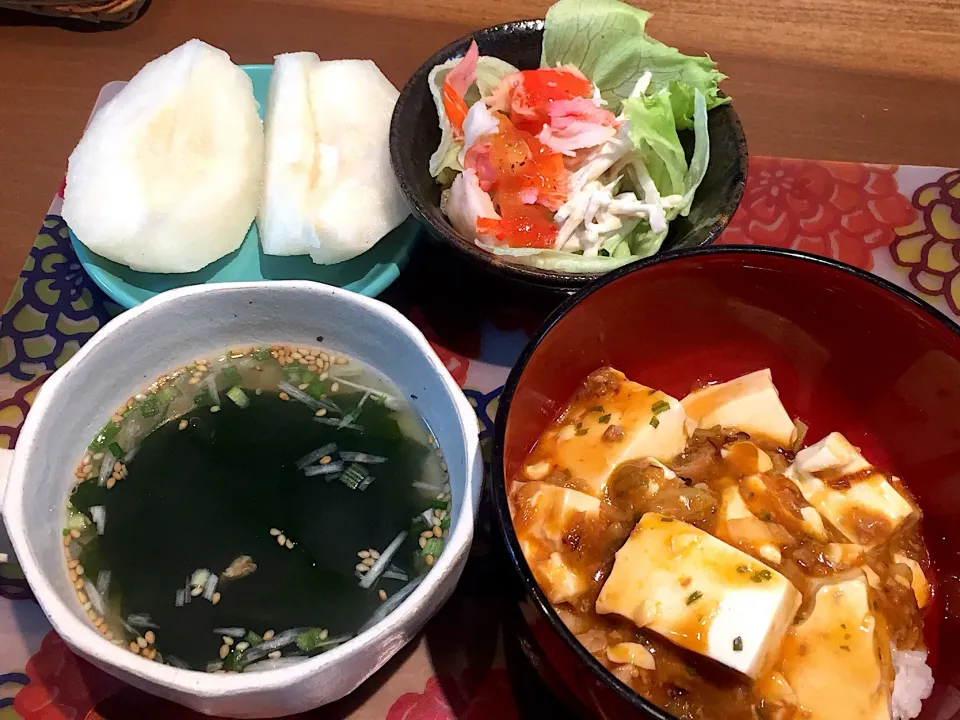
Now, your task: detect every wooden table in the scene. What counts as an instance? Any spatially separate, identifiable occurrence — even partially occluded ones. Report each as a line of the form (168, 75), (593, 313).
(0, 0), (958, 305)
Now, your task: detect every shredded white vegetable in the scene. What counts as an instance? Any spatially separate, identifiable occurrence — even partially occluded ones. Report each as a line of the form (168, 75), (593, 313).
(296, 443), (338, 470)
(340, 451), (387, 464)
(314, 417), (363, 431)
(213, 627), (247, 638)
(202, 573), (219, 601)
(277, 381), (324, 411)
(303, 461), (344, 476)
(98, 450), (115, 486)
(90, 505), (106, 535)
(95, 570), (111, 599)
(127, 613), (159, 629)
(205, 374), (220, 406)
(359, 531), (408, 589)
(359, 577), (424, 633)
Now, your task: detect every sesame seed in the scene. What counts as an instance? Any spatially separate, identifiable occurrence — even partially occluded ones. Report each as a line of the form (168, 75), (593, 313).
(421, 530), (432, 539)
(219, 644), (230, 660)
(434, 509), (442, 519)
(268, 651), (282, 660)
(292, 352), (303, 360)
(436, 493), (445, 501)
(93, 453), (104, 460)
(74, 579), (84, 590)
(358, 550), (370, 559)
(188, 377), (200, 385)
(315, 408), (327, 417)
(279, 392), (290, 401)
(75, 565), (85, 576)
(212, 592), (221, 605)
(298, 383), (309, 391)
(319, 456), (332, 465)
(63, 536), (71, 547)
(263, 630), (274, 641)
(145, 631), (155, 644)
(277, 534), (286, 546)
(210, 405), (220, 413)
(319, 372), (329, 381)
(105, 631), (114, 641)
(285, 539), (294, 549)
(440, 462), (448, 472)
(68, 558), (79, 569)
(94, 617), (104, 628)
(435, 448), (443, 456)
(82, 601), (92, 611)
(425, 554), (435, 566)
(82, 463), (93, 474)
(106, 477), (117, 489)
(70, 529), (81, 538)
(130, 642), (141, 654)
(223, 636), (234, 646)
(113, 461), (123, 472)
(112, 414), (124, 424)
(419, 537), (427, 549)
(179, 419), (189, 431)
(137, 636), (148, 648)
(336, 357), (348, 365)
(363, 557), (375, 567)
(331, 383), (340, 393)
(378, 590), (387, 601)
(269, 528), (281, 536)
(69, 570), (78, 583)
(76, 590), (87, 603)
(355, 563), (368, 572)
(255, 389), (262, 395)
(191, 586), (203, 597)
(433, 526), (442, 537)
(144, 648), (157, 660)
(236, 641), (250, 652)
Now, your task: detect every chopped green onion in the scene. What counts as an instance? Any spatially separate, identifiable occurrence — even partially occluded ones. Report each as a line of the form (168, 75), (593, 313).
(575, 422), (583, 430)
(244, 630), (263, 646)
(759, 511), (773, 522)
(440, 515), (451, 531)
(296, 443), (337, 470)
(89, 421), (121, 451)
(649, 416), (660, 428)
(751, 569), (773, 583)
(295, 628), (329, 653)
(226, 386), (249, 408)
(155, 385), (182, 404)
(733, 636), (743, 652)
(647, 388), (657, 395)
(139, 396), (160, 418)
(341, 463), (373, 490)
(306, 380), (329, 400)
(428, 497), (448, 510)
(108, 442), (124, 460)
(686, 590), (703, 605)
(252, 348), (272, 361)
(660, 516), (674, 523)
(194, 390), (214, 407)
(736, 565), (750, 574)
(221, 365), (242, 384)
(300, 371), (317, 384)
(575, 428), (588, 436)
(651, 400), (671, 414)
(598, 414), (612, 424)
(587, 405), (604, 412)
(421, 537), (444, 558)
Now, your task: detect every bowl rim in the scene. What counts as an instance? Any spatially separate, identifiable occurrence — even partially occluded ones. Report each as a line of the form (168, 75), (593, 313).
(1, 280), (482, 699)
(389, 19), (748, 291)
(490, 244), (960, 718)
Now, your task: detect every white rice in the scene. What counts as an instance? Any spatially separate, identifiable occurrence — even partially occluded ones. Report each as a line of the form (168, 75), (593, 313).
(892, 646), (934, 720)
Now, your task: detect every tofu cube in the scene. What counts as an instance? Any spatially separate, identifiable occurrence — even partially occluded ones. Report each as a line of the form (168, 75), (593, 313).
(509, 481), (601, 604)
(539, 368), (692, 498)
(682, 369), (797, 448)
(786, 432), (915, 547)
(716, 486), (783, 565)
(596, 513), (801, 678)
(779, 575), (892, 720)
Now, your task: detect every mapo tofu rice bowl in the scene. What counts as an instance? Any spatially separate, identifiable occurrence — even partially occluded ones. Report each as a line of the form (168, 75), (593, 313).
(510, 368), (932, 720)
(493, 249), (960, 720)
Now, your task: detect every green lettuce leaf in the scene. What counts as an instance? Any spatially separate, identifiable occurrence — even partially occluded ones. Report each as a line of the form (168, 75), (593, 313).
(676, 88), (710, 217)
(541, 0), (728, 124)
(622, 89), (687, 197)
(428, 55), (518, 181)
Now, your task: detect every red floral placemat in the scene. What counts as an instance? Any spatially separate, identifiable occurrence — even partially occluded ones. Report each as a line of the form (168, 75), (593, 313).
(1, 84), (958, 720)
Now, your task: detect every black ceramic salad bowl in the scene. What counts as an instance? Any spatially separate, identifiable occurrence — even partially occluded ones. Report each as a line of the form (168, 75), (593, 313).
(389, 18), (748, 292)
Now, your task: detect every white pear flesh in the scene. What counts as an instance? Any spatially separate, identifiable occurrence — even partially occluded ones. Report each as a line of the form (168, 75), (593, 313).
(258, 55), (409, 265)
(62, 39), (263, 274)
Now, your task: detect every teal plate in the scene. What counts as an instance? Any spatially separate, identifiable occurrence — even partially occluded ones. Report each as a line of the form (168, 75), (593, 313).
(70, 64), (419, 310)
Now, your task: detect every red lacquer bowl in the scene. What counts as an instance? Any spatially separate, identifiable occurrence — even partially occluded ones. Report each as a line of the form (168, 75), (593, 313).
(491, 245), (960, 720)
